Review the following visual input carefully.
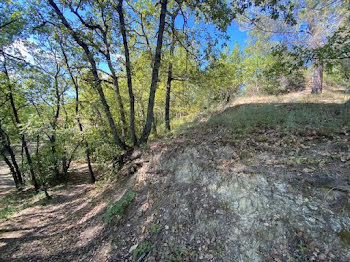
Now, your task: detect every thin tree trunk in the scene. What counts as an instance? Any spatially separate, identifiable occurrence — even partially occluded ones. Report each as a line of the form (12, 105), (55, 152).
(6, 145), (23, 184)
(165, 12), (177, 131)
(140, 0), (168, 144)
(0, 125), (23, 185)
(60, 44), (96, 183)
(105, 56), (128, 138)
(117, 0), (137, 146)
(3, 61), (39, 191)
(1, 152), (20, 188)
(101, 30), (127, 138)
(75, 90), (95, 183)
(35, 135), (51, 199)
(312, 63), (323, 94)
(50, 69), (61, 180)
(152, 115), (157, 136)
(48, 0), (127, 151)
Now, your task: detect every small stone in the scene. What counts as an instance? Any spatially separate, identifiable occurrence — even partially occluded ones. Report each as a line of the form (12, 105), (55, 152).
(165, 225), (169, 230)
(205, 254), (214, 259)
(307, 217), (316, 223)
(216, 209), (224, 215)
(129, 244), (138, 253)
(318, 253), (326, 260)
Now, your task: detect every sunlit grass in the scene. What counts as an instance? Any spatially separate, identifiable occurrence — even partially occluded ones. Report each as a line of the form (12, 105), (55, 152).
(0, 190), (47, 221)
(167, 82), (349, 136)
(207, 102), (349, 133)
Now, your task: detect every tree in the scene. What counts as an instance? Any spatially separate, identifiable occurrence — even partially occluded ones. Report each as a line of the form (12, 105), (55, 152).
(238, 0), (349, 94)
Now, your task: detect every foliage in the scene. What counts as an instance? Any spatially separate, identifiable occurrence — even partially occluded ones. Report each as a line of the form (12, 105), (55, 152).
(104, 190), (136, 224)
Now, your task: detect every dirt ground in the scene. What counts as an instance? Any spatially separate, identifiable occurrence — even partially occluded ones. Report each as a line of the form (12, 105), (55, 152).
(0, 162), (15, 201)
(0, 164), (115, 262)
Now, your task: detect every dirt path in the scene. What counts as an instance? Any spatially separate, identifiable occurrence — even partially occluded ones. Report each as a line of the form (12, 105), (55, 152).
(0, 161), (15, 200)
(0, 164), (113, 262)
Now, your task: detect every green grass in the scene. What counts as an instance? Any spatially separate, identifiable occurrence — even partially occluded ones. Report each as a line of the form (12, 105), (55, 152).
(133, 241), (152, 258)
(206, 103), (350, 133)
(0, 190), (47, 220)
(104, 190), (136, 224)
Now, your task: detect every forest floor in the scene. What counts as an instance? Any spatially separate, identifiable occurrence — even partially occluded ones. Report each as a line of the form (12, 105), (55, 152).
(0, 84), (349, 262)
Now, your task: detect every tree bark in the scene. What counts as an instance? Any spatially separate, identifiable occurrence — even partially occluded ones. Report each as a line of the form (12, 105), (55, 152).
(165, 12), (177, 131)
(117, 0), (138, 146)
(50, 68), (61, 180)
(139, 0), (168, 144)
(312, 63), (323, 94)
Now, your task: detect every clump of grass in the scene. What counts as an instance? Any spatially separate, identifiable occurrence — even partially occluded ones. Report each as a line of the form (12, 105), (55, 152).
(104, 190), (136, 224)
(150, 224), (161, 234)
(133, 241), (152, 258)
(206, 103), (349, 133)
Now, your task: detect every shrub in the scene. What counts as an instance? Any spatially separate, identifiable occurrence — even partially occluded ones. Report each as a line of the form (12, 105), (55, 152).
(104, 190), (136, 224)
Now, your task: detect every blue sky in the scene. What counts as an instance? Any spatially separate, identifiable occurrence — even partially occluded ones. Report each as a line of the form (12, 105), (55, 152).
(226, 23), (248, 49)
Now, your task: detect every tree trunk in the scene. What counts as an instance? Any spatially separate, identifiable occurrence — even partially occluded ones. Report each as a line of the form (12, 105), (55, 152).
(51, 69), (61, 180)
(35, 135), (51, 199)
(1, 152), (20, 189)
(312, 63), (323, 94)
(140, 0), (168, 144)
(106, 59), (128, 138)
(152, 115), (157, 136)
(4, 63), (39, 191)
(6, 145), (23, 185)
(0, 125), (23, 185)
(165, 12), (177, 132)
(48, 0), (127, 151)
(103, 36), (128, 138)
(117, 0), (138, 146)
(60, 44), (96, 184)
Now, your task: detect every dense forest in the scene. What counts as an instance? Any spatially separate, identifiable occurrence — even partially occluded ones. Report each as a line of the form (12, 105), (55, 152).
(0, 1), (350, 261)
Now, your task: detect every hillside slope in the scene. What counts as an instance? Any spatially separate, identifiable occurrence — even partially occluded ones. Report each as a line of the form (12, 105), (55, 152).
(1, 86), (350, 262)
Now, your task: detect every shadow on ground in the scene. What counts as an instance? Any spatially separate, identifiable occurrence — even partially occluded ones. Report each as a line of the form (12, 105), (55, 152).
(0, 164), (115, 262)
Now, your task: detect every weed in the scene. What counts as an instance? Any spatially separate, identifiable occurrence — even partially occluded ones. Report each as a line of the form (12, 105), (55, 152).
(104, 190), (136, 224)
(298, 244), (308, 253)
(133, 241), (151, 258)
(150, 224), (161, 234)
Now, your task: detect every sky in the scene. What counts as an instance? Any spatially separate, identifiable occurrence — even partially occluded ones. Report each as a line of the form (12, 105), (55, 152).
(226, 23), (248, 49)
(12, 1), (249, 74)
